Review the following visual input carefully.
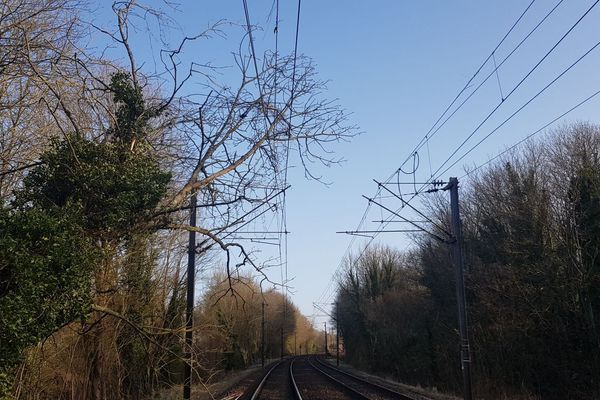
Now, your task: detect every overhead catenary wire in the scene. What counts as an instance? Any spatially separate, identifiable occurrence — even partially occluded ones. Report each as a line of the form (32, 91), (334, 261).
(315, 0), (553, 306)
(366, 16), (600, 261)
(460, 88), (600, 180)
(241, 0), (289, 288)
(362, 196), (450, 243)
(389, 0), (541, 179)
(240, 0), (295, 302)
(374, 179), (452, 237)
(424, 0), (566, 148)
(370, 29), (600, 250)
(316, 0), (597, 306)
(268, 0), (286, 325)
(339, 0), (599, 261)
(242, 0), (266, 111)
(433, 33), (600, 182)
(281, 0), (302, 293)
(429, 0), (600, 182)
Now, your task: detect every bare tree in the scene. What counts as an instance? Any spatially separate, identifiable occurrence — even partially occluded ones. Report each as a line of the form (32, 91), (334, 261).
(3, 1), (355, 397)
(93, 1), (356, 285)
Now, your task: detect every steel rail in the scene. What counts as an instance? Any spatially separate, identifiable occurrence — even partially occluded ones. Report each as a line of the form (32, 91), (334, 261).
(248, 359), (285, 400)
(314, 357), (419, 400)
(307, 357), (371, 399)
(289, 357), (303, 399)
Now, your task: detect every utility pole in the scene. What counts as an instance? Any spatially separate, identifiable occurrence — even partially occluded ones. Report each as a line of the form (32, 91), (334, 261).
(281, 297), (285, 360)
(280, 326), (284, 359)
(447, 177), (473, 400)
(336, 307), (340, 366)
(324, 321), (327, 356)
(294, 332), (297, 356)
(183, 193), (197, 400)
(261, 302), (265, 368)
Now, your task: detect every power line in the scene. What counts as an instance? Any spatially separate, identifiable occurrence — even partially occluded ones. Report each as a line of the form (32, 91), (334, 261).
(270, 0), (286, 325)
(317, 0), (591, 306)
(365, 30), (600, 266)
(389, 0), (540, 178)
(281, 0), (302, 293)
(434, 33), (600, 181)
(423, 0), (566, 148)
(315, 1), (549, 305)
(460, 88), (600, 180)
(242, 0), (266, 107)
(431, 0), (599, 179)
(338, 229), (429, 234)
(374, 180), (452, 237)
(366, 10), (600, 258)
(362, 196), (450, 243)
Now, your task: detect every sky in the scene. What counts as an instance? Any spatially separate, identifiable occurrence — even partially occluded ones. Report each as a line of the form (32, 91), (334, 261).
(91, 1), (600, 326)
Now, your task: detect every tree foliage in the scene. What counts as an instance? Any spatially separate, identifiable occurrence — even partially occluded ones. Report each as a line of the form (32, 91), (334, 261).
(0, 0), (353, 397)
(336, 245), (433, 383)
(0, 206), (94, 394)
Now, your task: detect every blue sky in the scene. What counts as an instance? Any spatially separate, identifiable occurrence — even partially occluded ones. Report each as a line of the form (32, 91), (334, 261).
(92, 1), (600, 324)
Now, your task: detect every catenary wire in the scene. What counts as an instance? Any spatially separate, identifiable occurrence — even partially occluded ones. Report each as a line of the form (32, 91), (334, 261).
(318, 1), (555, 303)
(460, 88), (600, 180)
(387, 0), (540, 179)
(318, 1), (597, 305)
(433, 33), (600, 182)
(424, 0), (566, 152)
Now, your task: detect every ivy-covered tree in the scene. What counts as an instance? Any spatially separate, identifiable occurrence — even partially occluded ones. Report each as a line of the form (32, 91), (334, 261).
(14, 72), (170, 239)
(0, 71), (171, 397)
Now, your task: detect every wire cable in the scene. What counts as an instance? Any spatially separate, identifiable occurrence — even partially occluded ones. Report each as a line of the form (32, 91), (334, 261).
(375, 180), (452, 237)
(423, 0), (566, 151)
(356, 32), (600, 277)
(279, 0), (302, 332)
(242, 0), (265, 104)
(460, 88), (600, 180)
(388, 0), (540, 178)
(316, 2), (554, 305)
(347, 27), (600, 294)
(434, 33), (600, 181)
(315, 0), (565, 306)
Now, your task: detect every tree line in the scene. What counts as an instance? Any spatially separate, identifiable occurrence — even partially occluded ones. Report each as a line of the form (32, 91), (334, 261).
(198, 275), (321, 372)
(336, 123), (600, 400)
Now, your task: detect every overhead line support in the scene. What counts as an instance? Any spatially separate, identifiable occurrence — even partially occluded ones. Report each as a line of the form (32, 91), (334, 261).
(183, 193), (197, 400)
(444, 177), (473, 400)
(362, 195), (450, 243)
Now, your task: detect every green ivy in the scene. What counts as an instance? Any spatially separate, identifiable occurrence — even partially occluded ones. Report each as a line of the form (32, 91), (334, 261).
(0, 71), (171, 397)
(0, 205), (95, 396)
(15, 71), (171, 239)
(15, 135), (170, 238)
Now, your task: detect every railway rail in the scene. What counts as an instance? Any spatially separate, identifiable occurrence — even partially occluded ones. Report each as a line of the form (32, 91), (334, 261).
(236, 356), (422, 400)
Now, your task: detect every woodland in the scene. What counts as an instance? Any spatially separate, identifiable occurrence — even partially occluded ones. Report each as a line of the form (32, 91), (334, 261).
(0, 0), (346, 398)
(335, 123), (600, 400)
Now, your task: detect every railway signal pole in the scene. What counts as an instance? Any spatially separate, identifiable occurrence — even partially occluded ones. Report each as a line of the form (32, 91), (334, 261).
(324, 321), (327, 356)
(336, 307), (340, 366)
(446, 177), (473, 400)
(261, 302), (266, 367)
(281, 327), (284, 359)
(183, 193), (197, 400)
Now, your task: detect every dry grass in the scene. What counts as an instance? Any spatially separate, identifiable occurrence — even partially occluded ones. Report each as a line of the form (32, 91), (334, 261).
(149, 366), (262, 400)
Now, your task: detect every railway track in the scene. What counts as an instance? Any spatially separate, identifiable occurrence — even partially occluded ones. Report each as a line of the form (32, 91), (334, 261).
(309, 357), (415, 400)
(237, 356), (420, 400)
